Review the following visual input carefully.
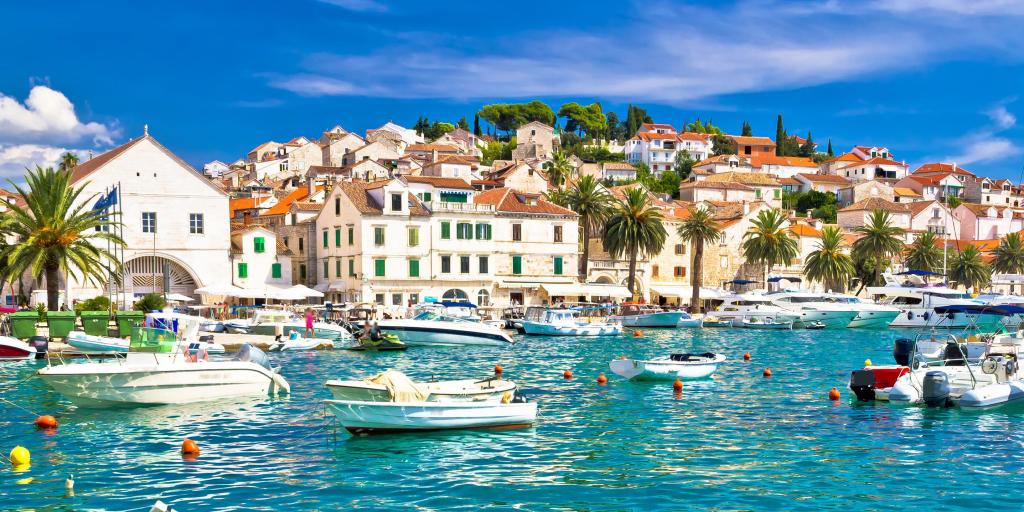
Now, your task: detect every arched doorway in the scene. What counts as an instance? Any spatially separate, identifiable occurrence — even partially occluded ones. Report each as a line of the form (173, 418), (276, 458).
(120, 256), (198, 296)
(442, 288), (468, 300)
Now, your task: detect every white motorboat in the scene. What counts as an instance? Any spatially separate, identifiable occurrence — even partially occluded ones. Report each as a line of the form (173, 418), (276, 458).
(822, 293), (901, 328)
(225, 308), (353, 342)
(38, 324), (289, 407)
(377, 309), (513, 347)
(711, 294), (799, 327)
(66, 331), (129, 353)
(767, 291), (858, 328)
(609, 353), (726, 381)
(608, 304), (688, 328)
(0, 337), (36, 361)
(867, 273), (1001, 330)
(325, 370), (517, 402)
(521, 308), (622, 336)
(324, 399), (537, 434)
(740, 316), (793, 330)
(269, 332), (333, 351)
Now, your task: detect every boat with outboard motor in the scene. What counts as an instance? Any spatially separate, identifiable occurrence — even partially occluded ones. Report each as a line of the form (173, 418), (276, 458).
(0, 337), (36, 361)
(608, 304), (689, 328)
(609, 353), (726, 381)
(325, 398), (537, 435)
(38, 319), (289, 406)
(521, 307), (622, 336)
(268, 331), (334, 351)
(325, 369), (517, 402)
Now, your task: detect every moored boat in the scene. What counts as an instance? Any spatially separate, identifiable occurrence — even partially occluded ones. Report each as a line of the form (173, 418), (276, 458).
(325, 370), (516, 402)
(376, 310), (513, 347)
(609, 304), (687, 328)
(609, 353), (726, 381)
(521, 308), (621, 336)
(0, 336), (36, 361)
(740, 316), (793, 330)
(66, 330), (129, 353)
(268, 332), (333, 351)
(324, 398), (537, 435)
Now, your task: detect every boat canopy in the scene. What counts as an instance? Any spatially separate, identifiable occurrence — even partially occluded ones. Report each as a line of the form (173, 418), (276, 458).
(724, 279), (756, 285)
(933, 304), (1024, 316)
(767, 276), (801, 283)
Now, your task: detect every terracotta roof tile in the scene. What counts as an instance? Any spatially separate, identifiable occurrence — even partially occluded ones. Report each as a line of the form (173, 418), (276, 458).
(728, 135), (776, 146)
(913, 162), (975, 177)
(839, 197), (910, 212)
(797, 173), (851, 184)
(400, 176), (473, 190)
(474, 188), (576, 216)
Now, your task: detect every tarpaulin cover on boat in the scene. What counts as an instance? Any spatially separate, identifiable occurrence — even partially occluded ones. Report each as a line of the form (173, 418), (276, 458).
(365, 370), (428, 402)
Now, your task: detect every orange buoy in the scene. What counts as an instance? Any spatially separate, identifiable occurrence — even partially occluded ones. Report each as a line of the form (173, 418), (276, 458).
(743, 352), (751, 361)
(563, 369), (573, 379)
(597, 373), (608, 385)
(763, 367), (772, 378)
(181, 438), (200, 456)
(633, 330), (643, 337)
(619, 355), (628, 360)
(34, 415), (57, 430)
(494, 364), (503, 375)
(828, 387), (841, 401)
(672, 379), (683, 392)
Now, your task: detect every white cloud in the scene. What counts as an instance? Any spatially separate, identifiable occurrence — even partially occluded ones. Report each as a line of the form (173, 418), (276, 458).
(946, 136), (1019, 166)
(0, 85), (115, 146)
(873, 0), (1024, 15)
(267, 75), (359, 96)
(318, 0), (387, 13)
(0, 144), (84, 180)
(987, 105), (1016, 129)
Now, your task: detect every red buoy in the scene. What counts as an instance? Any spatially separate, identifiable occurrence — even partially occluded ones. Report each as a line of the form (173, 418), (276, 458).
(34, 415), (57, 430)
(494, 364), (503, 376)
(181, 438), (200, 456)
(597, 373), (608, 385)
(763, 368), (772, 378)
(563, 369), (573, 379)
(828, 387), (841, 401)
(633, 330), (643, 337)
(672, 379), (683, 392)
(743, 352), (751, 361)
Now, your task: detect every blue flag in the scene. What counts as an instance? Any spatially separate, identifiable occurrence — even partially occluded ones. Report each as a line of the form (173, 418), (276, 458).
(92, 187), (118, 211)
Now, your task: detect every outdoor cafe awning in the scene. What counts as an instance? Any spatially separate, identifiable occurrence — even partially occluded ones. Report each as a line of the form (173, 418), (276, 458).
(649, 285), (725, 300)
(540, 283), (632, 298)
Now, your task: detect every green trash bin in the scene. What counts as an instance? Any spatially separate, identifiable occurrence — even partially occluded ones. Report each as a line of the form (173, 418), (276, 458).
(116, 311), (145, 338)
(46, 311), (77, 339)
(9, 311), (39, 339)
(80, 311), (112, 336)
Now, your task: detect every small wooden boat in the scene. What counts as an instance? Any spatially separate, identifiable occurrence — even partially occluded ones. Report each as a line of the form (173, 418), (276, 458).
(740, 317), (793, 330)
(700, 316), (731, 328)
(324, 398), (537, 434)
(609, 353), (726, 381)
(325, 370), (516, 402)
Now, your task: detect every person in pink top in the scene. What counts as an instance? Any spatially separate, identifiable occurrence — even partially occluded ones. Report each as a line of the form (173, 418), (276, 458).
(304, 308), (315, 337)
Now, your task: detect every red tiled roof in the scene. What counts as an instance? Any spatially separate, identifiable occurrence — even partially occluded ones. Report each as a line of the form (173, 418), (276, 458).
(679, 181), (754, 191)
(474, 188), (576, 216)
(913, 162), (975, 177)
(728, 135), (776, 146)
(839, 197), (910, 212)
(401, 176), (473, 190)
(837, 157), (906, 171)
(797, 173), (851, 184)
(334, 180), (429, 216)
(406, 143), (460, 152)
(262, 186), (323, 216)
(789, 224), (822, 237)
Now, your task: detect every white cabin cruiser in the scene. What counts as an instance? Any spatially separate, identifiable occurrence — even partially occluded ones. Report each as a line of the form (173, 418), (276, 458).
(521, 307), (622, 336)
(711, 294), (798, 327)
(38, 321), (289, 407)
(225, 308), (352, 342)
(767, 291), (858, 328)
(821, 294), (901, 328)
(376, 310), (513, 347)
(867, 273), (1001, 330)
(608, 304), (689, 328)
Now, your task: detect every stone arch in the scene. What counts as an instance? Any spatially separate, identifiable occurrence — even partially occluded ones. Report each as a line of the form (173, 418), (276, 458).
(118, 254), (200, 297)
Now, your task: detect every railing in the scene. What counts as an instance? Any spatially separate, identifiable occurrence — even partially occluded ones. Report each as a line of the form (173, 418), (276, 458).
(429, 201), (496, 213)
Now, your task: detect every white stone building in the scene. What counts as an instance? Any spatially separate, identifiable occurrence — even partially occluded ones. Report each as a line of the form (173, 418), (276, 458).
(230, 225), (293, 292)
(624, 123), (713, 174)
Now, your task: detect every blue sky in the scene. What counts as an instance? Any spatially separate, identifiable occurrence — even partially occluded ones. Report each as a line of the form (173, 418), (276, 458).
(1, 0), (1023, 180)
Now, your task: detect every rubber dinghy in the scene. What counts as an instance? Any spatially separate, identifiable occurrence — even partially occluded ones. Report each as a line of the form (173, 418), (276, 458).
(610, 353), (726, 381)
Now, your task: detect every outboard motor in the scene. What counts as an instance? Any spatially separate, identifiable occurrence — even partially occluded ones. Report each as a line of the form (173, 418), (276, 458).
(849, 370), (877, 401)
(922, 371), (953, 407)
(944, 342), (966, 366)
(233, 343), (272, 370)
(893, 338), (914, 366)
(28, 336), (48, 359)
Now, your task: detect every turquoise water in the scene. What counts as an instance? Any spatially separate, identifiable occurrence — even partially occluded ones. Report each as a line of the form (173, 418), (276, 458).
(3, 329), (1024, 511)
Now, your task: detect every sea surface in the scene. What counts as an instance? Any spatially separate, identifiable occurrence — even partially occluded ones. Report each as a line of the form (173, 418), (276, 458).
(3, 328), (1024, 511)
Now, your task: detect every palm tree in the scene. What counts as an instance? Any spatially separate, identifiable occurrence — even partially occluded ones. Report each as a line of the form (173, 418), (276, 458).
(741, 209), (798, 286)
(0, 166), (124, 310)
(602, 187), (667, 298)
(992, 233), (1024, 293)
(948, 245), (991, 291)
(542, 150), (572, 189)
(565, 175), (614, 282)
(851, 209), (905, 287)
(676, 206), (721, 311)
(58, 152), (79, 173)
(904, 231), (942, 273)
(803, 226), (854, 292)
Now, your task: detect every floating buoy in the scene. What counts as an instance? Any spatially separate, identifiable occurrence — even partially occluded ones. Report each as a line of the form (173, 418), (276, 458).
(673, 379), (683, 392)
(828, 387), (841, 401)
(743, 352), (751, 361)
(35, 415), (57, 429)
(597, 373), (608, 385)
(494, 364), (503, 375)
(563, 369), (573, 379)
(66, 474), (74, 492)
(9, 446), (30, 466)
(633, 330), (643, 337)
(181, 438), (200, 456)
(763, 368), (772, 378)
(864, 359), (872, 367)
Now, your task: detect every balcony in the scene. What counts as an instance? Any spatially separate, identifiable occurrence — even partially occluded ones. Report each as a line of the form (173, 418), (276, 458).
(429, 201), (496, 213)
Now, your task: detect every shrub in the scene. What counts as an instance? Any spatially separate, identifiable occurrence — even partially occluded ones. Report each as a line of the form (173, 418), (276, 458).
(133, 293), (167, 312)
(35, 303), (47, 321)
(75, 296), (111, 313)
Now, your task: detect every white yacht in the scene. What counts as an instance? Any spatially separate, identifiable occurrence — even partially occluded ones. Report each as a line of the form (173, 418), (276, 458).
(867, 273), (999, 329)
(711, 294), (799, 327)
(766, 291), (859, 328)
(376, 309), (513, 347)
(521, 307), (622, 336)
(224, 308), (352, 341)
(820, 294), (902, 328)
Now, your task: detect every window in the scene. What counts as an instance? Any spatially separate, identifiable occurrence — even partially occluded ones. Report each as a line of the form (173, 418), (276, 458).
(299, 264), (306, 281)
(554, 225), (563, 243)
(512, 255), (522, 275)
(477, 289), (490, 307)
(720, 255), (729, 269)
(773, 189), (780, 199)
(409, 259), (420, 277)
(409, 293), (419, 304)
(674, 266), (686, 278)
(443, 289), (469, 300)
(237, 262), (248, 278)
(554, 256), (563, 275)
(460, 255), (470, 274)
(374, 226), (385, 246)
(335, 228), (341, 247)
(336, 258), (342, 277)
(189, 213), (204, 234)
(324, 260), (329, 278)
(283, 236), (289, 248)
(755, 189), (762, 198)
(271, 263), (282, 279)
(375, 293), (385, 305)
(391, 193), (403, 211)
(322, 230), (328, 248)
(675, 244), (686, 255)
(479, 256), (489, 274)
(475, 223), (492, 240)
(335, 198), (341, 215)
(347, 226), (354, 245)
(348, 259), (354, 277)
(408, 227), (419, 247)
(441, 255), (451, 273)
(298, 237), (304, 253)
(441, 221), (451, 239)
(142, 212), (157, 233)
(420, 192), (432, 203)
(512, 224), (522, 241)
(374, 258), (386, 277)
(456, 222), (473, 240)
(392, 293), (403, 306)
(254, 237), (266, 253)
(652, 265), (660, 277)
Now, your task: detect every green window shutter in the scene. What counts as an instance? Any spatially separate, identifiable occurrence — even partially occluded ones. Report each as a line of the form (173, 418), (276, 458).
(374, 259), (386, 277)
(348, 259), (354, 277)
(441, 221), (451, 239)
(554, 256), (563, 275)
(323, 260), (329, 277)
(374, 227), (385, 245)
(512, 255), (522, 275)
(336, 259), (341, 277)
(254, 237), (265, 253)
(485, 224), (492, 240)
(299, 264), (306, 280)
(409, 259), (420, 277)
(238, 262), (248, 278)
(475, 224), (484, 240)
(755, 189), (762, 198)
(457, 223), (472, 240)
(347, 227), (354, 245)
(423, 192), (432, 202)
(322, 231), (328, 248)
(335, 228), (341, 247)
(408, 228), (419, 246)
(271, 263), (281, 279)
(773, 189), (780, 199)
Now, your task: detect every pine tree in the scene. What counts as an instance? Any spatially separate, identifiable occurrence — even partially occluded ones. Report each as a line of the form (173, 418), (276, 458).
(775, 114), (786, 156)
(457, 117), (469, 130)
(741, 121), (752, 137)
(799, 131), (815, 157)
(826, 138), (834, 157)
(473, 114), (482, 137)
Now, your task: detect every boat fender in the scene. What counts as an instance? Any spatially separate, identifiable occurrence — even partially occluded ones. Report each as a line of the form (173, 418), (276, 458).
(907, 311), (913, 320)
(923, 311), (930, 321)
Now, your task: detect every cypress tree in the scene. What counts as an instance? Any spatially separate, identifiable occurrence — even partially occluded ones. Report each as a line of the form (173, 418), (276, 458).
(473, 114), (482, 136)
(775, 114), (785, 156)
(741, 121), (752, 137)
(826, 138), (834, 157)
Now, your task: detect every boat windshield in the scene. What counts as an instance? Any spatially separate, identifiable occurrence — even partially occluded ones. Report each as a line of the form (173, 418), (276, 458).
(413, 311), (473, 324)
(778, 296), (825, 303)
(129, 327), (179, 353)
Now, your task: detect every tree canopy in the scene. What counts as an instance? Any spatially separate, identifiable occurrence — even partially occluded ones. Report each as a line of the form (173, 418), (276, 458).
(477, 101), (556, 134)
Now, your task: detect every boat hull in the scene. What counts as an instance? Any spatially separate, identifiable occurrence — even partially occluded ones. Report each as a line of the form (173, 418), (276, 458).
(377, 320), (512, 346)
(609, 356), (725, 381)
(888, 310), (1003, 330)
(959, 381), (1024, 408)
(847, 310), (900, 328)
(788, 310), (856, 328)
(610, 311), (686, 328)
(248, 323), (352, 342)
(0, 337), (35, 361)
(325, 379), (516, 402)
(324, 399), (537, 434)
(522, 321), (621, 336)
